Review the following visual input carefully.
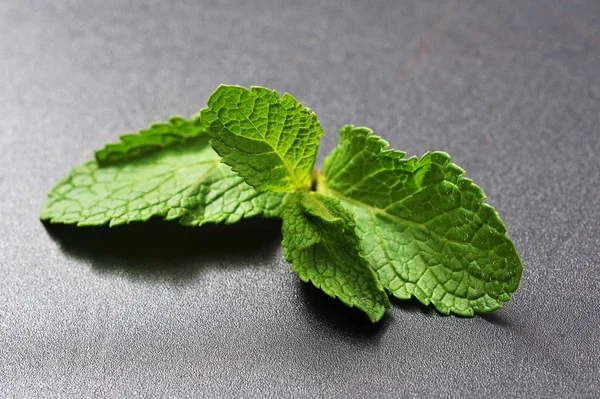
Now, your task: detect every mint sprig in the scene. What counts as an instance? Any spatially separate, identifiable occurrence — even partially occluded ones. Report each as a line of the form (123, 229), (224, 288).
(41, 85), (523, 322)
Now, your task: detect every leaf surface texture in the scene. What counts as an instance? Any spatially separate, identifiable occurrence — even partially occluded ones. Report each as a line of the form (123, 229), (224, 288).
(281, 191), (390, 322)
(201, 85), (323, 192)
(42, 132), (284, 227)
(95, 115), (206, 166)
(319, 125), (523, 315)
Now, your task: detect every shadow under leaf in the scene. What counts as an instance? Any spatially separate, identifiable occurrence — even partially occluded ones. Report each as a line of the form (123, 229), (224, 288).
(480, 311), (514, 328)
(390, 295), (516, 326)
(43, 217), (283, 281)
(389, 295), (437, 316)
(297, 281), (391, 339)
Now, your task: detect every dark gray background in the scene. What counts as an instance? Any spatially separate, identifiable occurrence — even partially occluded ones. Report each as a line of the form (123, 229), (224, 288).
(1, 1), (599, 397)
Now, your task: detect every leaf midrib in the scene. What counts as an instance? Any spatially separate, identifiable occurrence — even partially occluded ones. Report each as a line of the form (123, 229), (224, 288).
(319, 181), (491, 249)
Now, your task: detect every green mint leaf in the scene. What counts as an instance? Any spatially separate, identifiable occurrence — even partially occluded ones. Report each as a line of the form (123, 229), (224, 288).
(201, 85), (323, 192)
(41, 131), (285, 227)
(95, 115), (206, 166)
(281, 191), (391, 322)
(319, 125), (523, 316)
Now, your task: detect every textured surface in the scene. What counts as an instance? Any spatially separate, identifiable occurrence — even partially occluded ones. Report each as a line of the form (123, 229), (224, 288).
(320, 126), (522, 316)
(202, 85), (323, 192)
(41, 133), (285, 226)
(1, 1), (599, 398)
(282, 192), (390, 322)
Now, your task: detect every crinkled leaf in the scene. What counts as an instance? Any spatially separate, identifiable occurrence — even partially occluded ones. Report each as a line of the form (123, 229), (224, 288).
(319, 125), (523, 316)
(201, 85), (323, 192)
(95, 115), (206, 166)
(41, 133), (285, 227)
(281, 191), (390, 322)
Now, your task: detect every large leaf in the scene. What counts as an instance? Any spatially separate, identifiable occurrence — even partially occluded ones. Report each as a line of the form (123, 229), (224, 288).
(319, 125), (523, 316)
(41, 131), (285, 227)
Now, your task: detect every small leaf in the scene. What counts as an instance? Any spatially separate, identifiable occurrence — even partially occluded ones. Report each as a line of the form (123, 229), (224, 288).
(201, 85), (323, 192)
(41, 129), (285, 227)
(319, 125), (523, 316)
(95, 115), (206, 166)
(281, 191), (390, 322)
